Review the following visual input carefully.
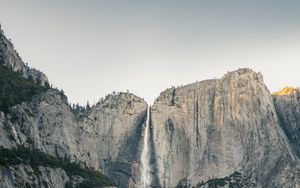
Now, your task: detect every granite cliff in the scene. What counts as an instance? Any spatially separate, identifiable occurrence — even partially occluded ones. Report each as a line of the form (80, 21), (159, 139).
(0, 25), (299, 188)
(0, 25), (147, 187)
(0, 24), (48, 86)
(274, 89), (300, 158)
(0, 89), (147, 188)
(150, 69), (299, 187)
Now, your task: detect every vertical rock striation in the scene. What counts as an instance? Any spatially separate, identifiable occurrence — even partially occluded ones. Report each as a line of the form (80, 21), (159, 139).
(273, 89), (300, 158)
(0, 90), (148, 188)
(151, 68), (298, 187)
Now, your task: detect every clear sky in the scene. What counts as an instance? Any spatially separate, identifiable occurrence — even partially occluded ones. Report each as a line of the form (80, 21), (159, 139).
(0, 0), (299, 105)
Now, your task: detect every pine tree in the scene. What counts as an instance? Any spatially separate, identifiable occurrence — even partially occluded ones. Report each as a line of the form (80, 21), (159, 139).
(86, 101), (91, 110)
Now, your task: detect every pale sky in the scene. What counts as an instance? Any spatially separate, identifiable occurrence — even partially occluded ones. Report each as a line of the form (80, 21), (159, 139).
(0, 0), (300, 105)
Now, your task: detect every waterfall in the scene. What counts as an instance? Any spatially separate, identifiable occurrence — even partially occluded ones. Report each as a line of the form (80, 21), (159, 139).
(141, 106), (151, 187)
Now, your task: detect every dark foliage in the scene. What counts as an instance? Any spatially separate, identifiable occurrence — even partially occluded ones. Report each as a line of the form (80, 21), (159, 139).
(176, 172), (256, 188)
(195, 171), (256, 188)
(0, 146), (115, 187)
(0, 64), (49, 113)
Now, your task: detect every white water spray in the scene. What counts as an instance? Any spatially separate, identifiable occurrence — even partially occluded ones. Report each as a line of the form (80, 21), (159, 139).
(141, 106), (151, 187)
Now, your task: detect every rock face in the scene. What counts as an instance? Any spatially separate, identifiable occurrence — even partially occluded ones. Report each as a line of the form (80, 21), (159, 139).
(0, 24), (48, 86)
(274, 89), (300, 158)
(0, 165), (70, 188)
(0, 89), (147, 188)
(273, 87), (298, 96)
(151, 68), (299, 187)
(0, 67), (299, 188)
(1, 25), (300, 188)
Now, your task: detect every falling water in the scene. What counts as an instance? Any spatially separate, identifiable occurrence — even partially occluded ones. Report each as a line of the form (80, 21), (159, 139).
(141, 106), (151, 187)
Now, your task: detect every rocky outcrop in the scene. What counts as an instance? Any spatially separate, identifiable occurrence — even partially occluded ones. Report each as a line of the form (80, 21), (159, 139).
(0, 25), (147, 188)
(273, 87), (298, 96)
(273, 89), (300, 158)
(0, 24), (48, 86)
(151, 68), (298, 187)
(0, 165), (70, 188)
(0, 89), (147, 188)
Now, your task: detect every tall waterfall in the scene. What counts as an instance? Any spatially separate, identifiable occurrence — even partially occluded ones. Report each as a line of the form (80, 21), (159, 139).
(141, 106), (151, 187)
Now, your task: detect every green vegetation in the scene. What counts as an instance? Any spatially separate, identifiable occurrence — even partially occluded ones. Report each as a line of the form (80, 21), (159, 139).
(0, 146), (115, 187)
(0, 64), (49, 113)
(202, 177), (227, 187)
(176, 172), (256, 188)
(195, 171), (256, 188)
